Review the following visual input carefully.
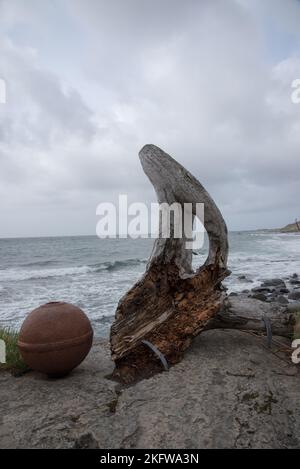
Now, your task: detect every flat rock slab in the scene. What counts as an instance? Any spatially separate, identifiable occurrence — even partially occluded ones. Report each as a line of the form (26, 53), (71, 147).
(0, 331), (299, 449)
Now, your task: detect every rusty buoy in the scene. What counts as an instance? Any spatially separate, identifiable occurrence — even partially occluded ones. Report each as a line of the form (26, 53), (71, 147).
(18, 302), (93, 377)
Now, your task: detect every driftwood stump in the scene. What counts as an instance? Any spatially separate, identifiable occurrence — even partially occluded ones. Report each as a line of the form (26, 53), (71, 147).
(110, 145), (296, 384)
(110, 144), (231, 383)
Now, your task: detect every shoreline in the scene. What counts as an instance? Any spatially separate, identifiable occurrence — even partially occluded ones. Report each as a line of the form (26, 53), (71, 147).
(0, 305), (299, 449)
(1, 231), (300, 336)
(229, 272), (300, 306)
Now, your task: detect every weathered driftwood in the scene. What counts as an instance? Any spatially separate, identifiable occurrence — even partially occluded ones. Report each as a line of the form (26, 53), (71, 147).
(207, 296), (295, 338)
(109, 145), (296, 384)
(110, 144), (231, 383)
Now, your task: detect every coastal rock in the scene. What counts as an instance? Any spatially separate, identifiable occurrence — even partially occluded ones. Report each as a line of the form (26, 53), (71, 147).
(0, 330), (299, 449)
(288, 291), (300, 301)
(277, 296), (289, 305)
(251, 287), (274, 294)
(238, 275), (253, 283)
(287, 303), (300, 313)
(290, 280), (300, 286)
(276, 288), (290, 294)
(262, 279), (286, 288)
(249, 279), (292, 305)
(251, 293), (267, 302)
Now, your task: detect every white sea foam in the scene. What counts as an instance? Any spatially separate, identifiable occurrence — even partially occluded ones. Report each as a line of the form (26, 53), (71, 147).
(0, 258), (148, 282)
(0, 233), (299, 336)
(0, 265), (94, 282)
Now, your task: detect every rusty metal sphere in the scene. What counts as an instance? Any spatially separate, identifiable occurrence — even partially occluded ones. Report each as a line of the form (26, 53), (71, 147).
(18, 302), (93, 377)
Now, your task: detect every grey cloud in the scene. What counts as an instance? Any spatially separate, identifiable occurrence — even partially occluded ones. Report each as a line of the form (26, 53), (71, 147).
(0, 0), (300, 236)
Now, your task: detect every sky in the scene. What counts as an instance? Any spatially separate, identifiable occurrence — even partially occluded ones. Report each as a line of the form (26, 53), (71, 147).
(0, 0), (300, 237)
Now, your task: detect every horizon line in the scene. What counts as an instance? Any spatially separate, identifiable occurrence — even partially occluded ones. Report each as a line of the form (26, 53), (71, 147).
(0, 228), (287, 240)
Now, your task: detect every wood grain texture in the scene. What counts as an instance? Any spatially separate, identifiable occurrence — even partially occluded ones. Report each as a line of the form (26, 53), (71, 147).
(110, 145), (230, 383)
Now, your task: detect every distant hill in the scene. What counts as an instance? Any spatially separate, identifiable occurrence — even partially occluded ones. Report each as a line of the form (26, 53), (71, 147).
(257, 218), (300, 233)
(280, 220), (300, 233)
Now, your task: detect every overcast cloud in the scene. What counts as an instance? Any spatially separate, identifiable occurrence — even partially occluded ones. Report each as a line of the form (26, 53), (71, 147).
(0, 0), (300, 237)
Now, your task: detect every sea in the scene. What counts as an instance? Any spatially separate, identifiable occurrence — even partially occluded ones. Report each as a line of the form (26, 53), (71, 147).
(0, 232), (299, 336)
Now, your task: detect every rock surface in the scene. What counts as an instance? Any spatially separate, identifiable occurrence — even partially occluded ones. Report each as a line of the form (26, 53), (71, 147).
(0, 330), (299, 449)
(245, 274), (300, 305)
(289, 291), (300, 301)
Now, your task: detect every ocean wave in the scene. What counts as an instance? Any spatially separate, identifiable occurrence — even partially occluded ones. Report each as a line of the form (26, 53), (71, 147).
(0, 258), (147, 282)
(92, 258), (147, 272)
(19, 259), (58, 268)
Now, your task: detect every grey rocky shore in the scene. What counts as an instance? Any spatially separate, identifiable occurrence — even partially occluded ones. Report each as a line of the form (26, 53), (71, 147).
(232, 272), (300, 307)
(0, 287), (300, 449)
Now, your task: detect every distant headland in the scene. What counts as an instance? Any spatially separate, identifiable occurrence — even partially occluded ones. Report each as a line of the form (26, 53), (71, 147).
(257, 219), (300, 233)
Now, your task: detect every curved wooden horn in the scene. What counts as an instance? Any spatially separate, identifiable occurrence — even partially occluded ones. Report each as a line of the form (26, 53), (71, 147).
(139, 144), (228, 272)
(110, 145), (230, 384)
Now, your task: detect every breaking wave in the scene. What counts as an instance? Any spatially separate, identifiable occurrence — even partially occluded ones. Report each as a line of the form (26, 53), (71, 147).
(0, 258), (148, 282)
